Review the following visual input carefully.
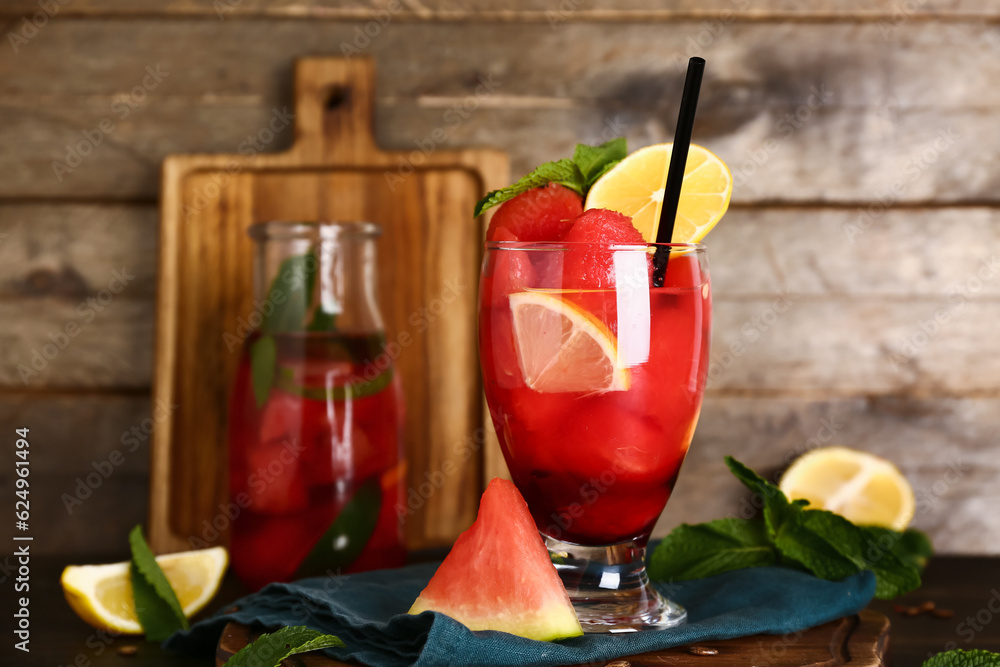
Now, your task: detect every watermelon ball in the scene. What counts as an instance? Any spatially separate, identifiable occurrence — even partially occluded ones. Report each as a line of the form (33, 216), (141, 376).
(486, 183), (583, 242)
(245, 439), (309, 515)
(561, 208), (648, 289)
(484, 227), (536, 304)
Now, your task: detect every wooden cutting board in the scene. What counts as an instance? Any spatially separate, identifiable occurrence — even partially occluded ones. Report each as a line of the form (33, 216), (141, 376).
(216, 611), (889, 666)
(150, 57), (508, 554)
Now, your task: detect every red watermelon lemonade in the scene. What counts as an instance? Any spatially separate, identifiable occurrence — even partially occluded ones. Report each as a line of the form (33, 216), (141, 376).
(480, 252), (709, 545)
(227, 222), (407, 591)
(477, 144), (722, 631)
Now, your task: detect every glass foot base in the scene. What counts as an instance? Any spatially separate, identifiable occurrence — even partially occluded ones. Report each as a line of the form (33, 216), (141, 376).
(545, 535), (686, 633)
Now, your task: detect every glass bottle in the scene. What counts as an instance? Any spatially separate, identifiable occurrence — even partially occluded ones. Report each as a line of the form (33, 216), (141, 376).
(227, 221), (406, 590)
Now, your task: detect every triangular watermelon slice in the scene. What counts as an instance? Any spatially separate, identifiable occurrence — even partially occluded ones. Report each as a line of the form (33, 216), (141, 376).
(409, 478), (583, 641)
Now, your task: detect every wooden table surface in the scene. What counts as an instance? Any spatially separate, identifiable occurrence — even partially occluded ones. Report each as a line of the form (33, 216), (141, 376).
(20, 556), (1000, 666)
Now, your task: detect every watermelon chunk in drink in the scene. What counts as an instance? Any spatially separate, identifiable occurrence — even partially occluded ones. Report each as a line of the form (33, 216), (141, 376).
(485, 182), (582, 242)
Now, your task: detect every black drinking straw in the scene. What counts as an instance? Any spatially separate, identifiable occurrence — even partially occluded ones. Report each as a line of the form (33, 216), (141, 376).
(652, 57), (706, 287)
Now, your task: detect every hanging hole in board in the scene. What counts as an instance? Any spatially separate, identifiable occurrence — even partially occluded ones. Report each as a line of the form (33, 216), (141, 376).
(325, 85), (349, 111)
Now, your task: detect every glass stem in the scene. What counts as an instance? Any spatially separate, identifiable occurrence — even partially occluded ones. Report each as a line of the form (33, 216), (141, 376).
(545, 534), (686, 633)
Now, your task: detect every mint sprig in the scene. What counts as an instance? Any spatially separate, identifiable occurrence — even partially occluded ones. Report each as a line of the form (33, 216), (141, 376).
(474, 138), (626, 217)
(224, 626), (345, 667)
(924, 649), (1000, 667)
(649, 457), (931, 600)
(128, 525), (189, 640)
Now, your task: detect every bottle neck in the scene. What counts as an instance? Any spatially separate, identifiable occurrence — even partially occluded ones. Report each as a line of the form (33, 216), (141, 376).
(251, 222), (384, 334)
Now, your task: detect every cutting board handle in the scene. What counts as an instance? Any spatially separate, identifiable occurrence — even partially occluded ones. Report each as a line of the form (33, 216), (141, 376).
(292, 58), (379, 163)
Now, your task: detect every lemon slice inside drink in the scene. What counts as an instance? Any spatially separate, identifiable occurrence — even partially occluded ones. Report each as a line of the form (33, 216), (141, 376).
(779, 447), (916, 530)
(509, 292), (629, 393)
(585, 143), (732, 243)
(61, 547), (228, 634)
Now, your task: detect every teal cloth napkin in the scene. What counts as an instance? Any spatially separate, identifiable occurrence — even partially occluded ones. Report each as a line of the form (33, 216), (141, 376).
(165, 563), (875, 667)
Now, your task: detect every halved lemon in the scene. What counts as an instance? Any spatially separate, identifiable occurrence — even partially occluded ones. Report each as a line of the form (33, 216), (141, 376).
(779, 447), (916, 531)
(509, 291), (628, 393)
(585, 143), (732, 243)
(61, 547), (228, 634)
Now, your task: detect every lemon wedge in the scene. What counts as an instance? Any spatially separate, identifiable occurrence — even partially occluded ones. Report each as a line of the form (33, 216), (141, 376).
(585, 143), (732, 243)
(779, 447), (916, 530)
(509, 291), (629, 393)
(61, 547), (228, 634)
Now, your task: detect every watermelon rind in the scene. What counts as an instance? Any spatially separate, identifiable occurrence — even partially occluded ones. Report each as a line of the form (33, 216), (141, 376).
(409, 597), (583, 642)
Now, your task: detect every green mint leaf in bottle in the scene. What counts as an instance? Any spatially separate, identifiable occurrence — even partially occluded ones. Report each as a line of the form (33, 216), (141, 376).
(249, 335), (277, 408)
(294, 478), (382, 579)
(260, 253), (318, 333)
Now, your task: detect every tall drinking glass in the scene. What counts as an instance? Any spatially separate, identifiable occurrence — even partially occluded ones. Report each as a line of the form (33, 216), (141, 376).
(479, 241), (710, 632)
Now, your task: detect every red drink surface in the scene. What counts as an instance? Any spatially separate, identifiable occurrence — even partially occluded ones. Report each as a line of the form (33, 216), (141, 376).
(228, 332), (406, 590)
(479, 250), (711, 546)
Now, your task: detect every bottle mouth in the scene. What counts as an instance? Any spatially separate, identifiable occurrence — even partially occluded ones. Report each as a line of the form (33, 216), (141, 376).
(247, 221), (382, 241)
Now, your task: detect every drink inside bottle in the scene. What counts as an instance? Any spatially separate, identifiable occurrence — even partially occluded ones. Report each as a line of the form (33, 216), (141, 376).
(478, 241), (710, 631)
(227, 221), (406, 590)
(228, 330), (406, 590)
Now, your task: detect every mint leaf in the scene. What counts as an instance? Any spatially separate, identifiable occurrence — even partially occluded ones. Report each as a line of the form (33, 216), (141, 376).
(224, 626), (345, 667)
(862, 526), (933, 571)
(588, 159), (621, 187)
(295, 477), (382, 578)
(852, 525), (923, 599)
(250, 335), (277, 408)
(867, 553), (921, 600)
(128, 526), (188, 640)
(130, 562), (185, 641)
(573, 138), (627, 187)
(724, 456), (804, 540)
(307, 308), (337, 332)
(261, 253), (317, 333)
(772, 510), (865, 581)
(649, 518), (776, 581)
(474, 159), (584, 217)
(896, 527), (934, 569)
(771, 502), (920, 600)
(924, 649), (1000, 667)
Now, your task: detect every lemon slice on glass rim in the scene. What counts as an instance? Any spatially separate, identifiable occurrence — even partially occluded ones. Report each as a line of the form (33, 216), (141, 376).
(585, 143), (732, 243)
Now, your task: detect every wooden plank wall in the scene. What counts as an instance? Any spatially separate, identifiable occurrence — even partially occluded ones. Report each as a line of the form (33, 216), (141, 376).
(2, 1), (998, 557)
